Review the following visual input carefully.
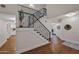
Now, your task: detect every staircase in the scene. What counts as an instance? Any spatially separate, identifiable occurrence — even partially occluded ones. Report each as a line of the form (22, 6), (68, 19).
(18, 5), (51, 40)
(16, 5), (51, 53)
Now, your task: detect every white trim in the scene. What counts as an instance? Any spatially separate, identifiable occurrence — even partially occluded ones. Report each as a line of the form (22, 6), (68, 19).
(0, 39), (7, 47)
(63, 41), (79, 50)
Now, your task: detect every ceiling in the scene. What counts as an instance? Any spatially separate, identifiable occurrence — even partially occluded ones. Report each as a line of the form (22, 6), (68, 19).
(22, 4), (46, 10)
(0, 4), (17, 14)
(47, 4), (79, 18)
(0, 4), (79, 19)
(0, 4), (46, 14)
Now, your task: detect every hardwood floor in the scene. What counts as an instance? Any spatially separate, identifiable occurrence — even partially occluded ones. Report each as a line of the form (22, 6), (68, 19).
(22, 38), (79, 54)
(0, 35), (16, 54)
(59, 44), (79, 54)
(50, 38), (79, 54)
(22, 43), (53, 54)
(0, 35), (78, 54)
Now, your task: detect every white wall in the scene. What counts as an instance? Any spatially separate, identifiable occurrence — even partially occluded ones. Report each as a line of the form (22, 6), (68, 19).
(47, 4), (79, 18)
(39, 17), (53, 31)
(16, 28), (49, 53)
(54, 15), (79, 44)
(0, 19), (16, 47)
(0, 20), (8, 47)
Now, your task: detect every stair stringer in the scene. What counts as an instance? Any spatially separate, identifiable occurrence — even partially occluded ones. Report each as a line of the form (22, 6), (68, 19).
(16, 28), (49, 53)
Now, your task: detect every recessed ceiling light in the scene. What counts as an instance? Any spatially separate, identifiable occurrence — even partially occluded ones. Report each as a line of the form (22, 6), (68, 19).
(65, 12), (77, 17)
(29, 4), (34, 8)
(8, 17), (15, 21)
(0, 4), (6, 8)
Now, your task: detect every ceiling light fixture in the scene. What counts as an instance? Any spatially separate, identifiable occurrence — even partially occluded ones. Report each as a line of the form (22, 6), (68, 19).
(65, 12), (77, 17)
(9, 17), (15, 21)
(0, 4), (6, 8)
(29, 4), (34, 8)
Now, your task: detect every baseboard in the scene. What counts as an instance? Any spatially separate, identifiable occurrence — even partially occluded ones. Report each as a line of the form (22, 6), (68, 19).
(0, 35), (11, 48)
(0, 39), (7, 48)
(63, 41), (79, 50)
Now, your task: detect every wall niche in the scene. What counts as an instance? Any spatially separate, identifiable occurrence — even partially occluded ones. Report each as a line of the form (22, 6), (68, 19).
(64, 24), (72, 30)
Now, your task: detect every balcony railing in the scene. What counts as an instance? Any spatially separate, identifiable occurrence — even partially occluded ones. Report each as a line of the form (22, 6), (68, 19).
(18, 5), (50, 40)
